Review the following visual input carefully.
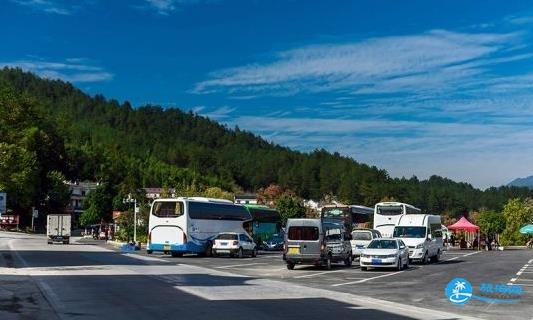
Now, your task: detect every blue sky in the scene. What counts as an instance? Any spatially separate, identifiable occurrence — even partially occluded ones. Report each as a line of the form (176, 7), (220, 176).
(2, 0), (533, 189)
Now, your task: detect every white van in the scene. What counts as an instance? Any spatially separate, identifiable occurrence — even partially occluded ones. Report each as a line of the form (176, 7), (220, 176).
(393, 214), (443, 264)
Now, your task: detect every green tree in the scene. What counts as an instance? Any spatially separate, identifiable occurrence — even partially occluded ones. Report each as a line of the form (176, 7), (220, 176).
(476, 211), (506, 245)
(500, 198), (533, 245)
(80, 185), (113, 226)
(275, 194), (306, 225)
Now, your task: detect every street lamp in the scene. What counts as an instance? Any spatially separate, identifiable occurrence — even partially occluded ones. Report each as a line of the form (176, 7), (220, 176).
(123, 194), (138, 245)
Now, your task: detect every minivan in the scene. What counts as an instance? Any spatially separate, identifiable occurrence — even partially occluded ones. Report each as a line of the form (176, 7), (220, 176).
(283, 218), (352, 270)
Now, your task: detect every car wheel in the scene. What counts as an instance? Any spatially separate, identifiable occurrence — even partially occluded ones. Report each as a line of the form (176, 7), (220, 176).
(361, 266), (367, 271)
(252, 248), (257, 258)
(397, 258), (402, 271)
(147, 250), (153, 254)
(434, 250), (441, 262)
(238, 247), (244, 258)
(423, 252), (429, 264)
(325, 256), (332, 270)
(344, 256), (352, 267)
(287, 263), (295, 270)
(404, 257), (409, 269)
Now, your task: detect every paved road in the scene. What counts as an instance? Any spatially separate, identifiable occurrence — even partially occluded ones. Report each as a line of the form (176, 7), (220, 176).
(1, 231), (531, 320)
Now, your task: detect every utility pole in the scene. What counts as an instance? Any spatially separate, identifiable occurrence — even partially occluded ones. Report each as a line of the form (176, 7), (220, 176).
(123, 194), (137, 245)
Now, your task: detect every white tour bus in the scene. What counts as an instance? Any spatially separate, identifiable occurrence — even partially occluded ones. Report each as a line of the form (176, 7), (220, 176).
(147, 197), (252, 257)
(393, 214), (444, 263)
(373, 202), (421, 238)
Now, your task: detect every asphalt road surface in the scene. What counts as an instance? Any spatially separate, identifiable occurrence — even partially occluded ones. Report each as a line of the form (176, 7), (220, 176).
(1, 231), (532, 320)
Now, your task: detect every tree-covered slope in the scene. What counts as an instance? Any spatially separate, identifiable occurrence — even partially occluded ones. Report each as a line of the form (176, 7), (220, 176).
(1, 67), (531, 218)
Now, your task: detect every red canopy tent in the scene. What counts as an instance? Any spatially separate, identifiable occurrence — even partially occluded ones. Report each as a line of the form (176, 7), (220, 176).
(447, 217), (480, 250)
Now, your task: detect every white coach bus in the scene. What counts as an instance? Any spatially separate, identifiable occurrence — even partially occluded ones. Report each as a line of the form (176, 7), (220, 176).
(147, 197), (252, 257)
(373, 202), (421, 238)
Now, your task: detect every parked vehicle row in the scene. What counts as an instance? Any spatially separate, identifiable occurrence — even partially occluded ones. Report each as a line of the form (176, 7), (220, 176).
(145, 198), (444, 271)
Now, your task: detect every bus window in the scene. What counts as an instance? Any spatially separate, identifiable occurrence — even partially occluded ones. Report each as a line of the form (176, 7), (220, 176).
(152, 201), (184, 218)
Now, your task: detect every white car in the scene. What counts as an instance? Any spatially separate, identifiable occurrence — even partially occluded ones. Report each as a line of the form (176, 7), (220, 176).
(350, 229), (381, 258)
(360, 238), (409, 271)
(212, 232), (257, 258)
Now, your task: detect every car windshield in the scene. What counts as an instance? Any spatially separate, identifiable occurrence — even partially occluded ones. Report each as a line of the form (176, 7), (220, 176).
(352, 231), (372, 240)
(216, 234), (238, 240)
(393, 226), (427, 238)
(367, 240), (397, 249)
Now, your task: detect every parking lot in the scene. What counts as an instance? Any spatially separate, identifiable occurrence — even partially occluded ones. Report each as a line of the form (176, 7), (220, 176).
(128, 246), (532, 320)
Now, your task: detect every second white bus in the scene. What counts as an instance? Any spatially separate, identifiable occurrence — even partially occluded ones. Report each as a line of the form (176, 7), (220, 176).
(373, 202), (421, 238)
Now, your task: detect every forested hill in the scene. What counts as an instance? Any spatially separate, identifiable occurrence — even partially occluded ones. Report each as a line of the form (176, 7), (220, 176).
(1, 67), (531, 217)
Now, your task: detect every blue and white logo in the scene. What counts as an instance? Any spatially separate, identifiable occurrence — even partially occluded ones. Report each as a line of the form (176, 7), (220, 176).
(445, 278), (473, 305)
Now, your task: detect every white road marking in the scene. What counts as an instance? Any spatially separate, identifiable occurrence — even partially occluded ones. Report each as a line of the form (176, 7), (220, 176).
(331, 270), (404, 286)
(442, 251), (481, 261)
(293, 269), (346, 279)
(215, 262), (267, 269)
(122, 253), (169, 262)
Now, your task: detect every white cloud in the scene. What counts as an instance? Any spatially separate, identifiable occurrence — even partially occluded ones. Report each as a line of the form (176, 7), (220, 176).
(222, 115), (533, 188)
(193, 30), (522, 96)
(10, 0), (76, 15)
(201, 106), (236, 120)
(0, 59), (114, 83)
(143, 0), (206, 15)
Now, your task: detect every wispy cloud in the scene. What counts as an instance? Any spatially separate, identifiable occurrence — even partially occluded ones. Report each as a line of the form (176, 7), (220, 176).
(201, 106), (236, 120)
(143, 0), (208, 15)
(10, 0), (80, 15)
(193, 30), (523, 96)
(0, 59), (114, 83)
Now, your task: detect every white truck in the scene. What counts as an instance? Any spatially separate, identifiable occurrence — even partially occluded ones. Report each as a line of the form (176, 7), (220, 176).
(393, 214), (443, 264)
(47, 214), (72, 244)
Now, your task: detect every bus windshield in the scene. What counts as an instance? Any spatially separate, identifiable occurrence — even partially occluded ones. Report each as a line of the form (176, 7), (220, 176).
(377, 206), (403, 216)
(322, 207), (348, 218)
(393, 226), (427, 238)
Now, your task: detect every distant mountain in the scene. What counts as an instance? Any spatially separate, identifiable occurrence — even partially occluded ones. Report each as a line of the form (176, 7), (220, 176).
(508, 176), (533, 188)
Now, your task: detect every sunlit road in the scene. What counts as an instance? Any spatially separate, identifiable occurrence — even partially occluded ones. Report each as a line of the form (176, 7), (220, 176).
(1, 231), (530, 320)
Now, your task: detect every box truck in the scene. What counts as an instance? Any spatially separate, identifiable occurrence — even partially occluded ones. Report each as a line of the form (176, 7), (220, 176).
(47, 214), (72, 244)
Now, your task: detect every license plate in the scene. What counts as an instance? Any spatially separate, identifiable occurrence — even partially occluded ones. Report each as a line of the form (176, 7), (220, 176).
(371, 258), (382, 265)
(217, 250), (230, 253)
(163, 244), (171, 251)
(288, 247), (300, 255)
(220, 242), (228, 246)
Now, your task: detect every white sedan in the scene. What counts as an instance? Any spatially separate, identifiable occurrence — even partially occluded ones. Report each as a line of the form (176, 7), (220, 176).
(212, 232), (257, 258)
(359, 238), (409, 271)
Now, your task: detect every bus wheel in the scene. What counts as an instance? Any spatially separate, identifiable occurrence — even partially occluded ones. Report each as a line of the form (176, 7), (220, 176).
(287, 263), (295, 270)
(238, 248), (244, 258)
(147, 250), (153, 254)
(204, 241), (213, 257)
(171, 251), (183, 258)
